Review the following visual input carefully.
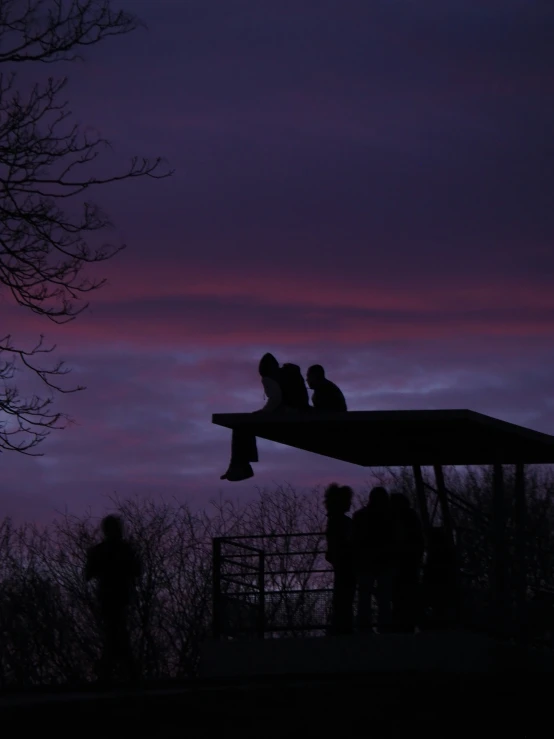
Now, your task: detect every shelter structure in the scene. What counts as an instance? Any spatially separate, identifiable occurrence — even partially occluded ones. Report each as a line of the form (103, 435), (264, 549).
(213, 407), (554, 547)
(213, 408), (554, 469)
(208, 409), (554, 675)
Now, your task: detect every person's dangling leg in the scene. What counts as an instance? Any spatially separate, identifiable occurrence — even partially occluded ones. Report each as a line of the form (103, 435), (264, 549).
(221, 429), (257, 481)
(241, 431), (258, 463)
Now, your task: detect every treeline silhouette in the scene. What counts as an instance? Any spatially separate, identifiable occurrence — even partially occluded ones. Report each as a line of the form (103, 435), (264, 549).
(1, 466), (554, 690)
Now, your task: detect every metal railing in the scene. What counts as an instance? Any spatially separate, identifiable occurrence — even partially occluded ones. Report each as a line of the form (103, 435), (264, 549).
(212, 515), (554, 644)
(212, 533), (332, 639)
(212, 537), (266, 639)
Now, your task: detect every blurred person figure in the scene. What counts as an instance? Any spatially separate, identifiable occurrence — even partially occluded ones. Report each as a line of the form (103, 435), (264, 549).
(421, 526), (459, 629)
(325, 483), (356, 634)
(85, 514), (141, 685)
(390, 493), (425, 632)
(352, 486), (394, 631)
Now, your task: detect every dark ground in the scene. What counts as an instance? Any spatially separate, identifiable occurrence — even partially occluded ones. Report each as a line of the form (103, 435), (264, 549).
(0, 671), (549, 738)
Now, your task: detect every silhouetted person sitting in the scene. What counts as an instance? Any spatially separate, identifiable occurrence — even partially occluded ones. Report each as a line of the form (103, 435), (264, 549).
(280, 362), (310, 411)
(390, 493), (424, 633)
(306, 365), (347, 412)
(85, 515), (141, 685)
(421, 526), (458, 630)
(324, 483), (356, 635)
(352, 486), (393, 632)
(221, 353), (281, 482)
(221, 355), (310, 482)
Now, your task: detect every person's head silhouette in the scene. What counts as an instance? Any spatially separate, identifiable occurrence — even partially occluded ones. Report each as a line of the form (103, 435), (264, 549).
(306, 364), (325, 390)
(368, 486), (389, 511)
(324, 482), (353, 515)
(101, 514), (124, 541)
(259, 353), (279, 380)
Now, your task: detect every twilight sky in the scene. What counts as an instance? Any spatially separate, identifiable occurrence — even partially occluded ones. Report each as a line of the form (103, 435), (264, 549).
(4, 0), (554, 522)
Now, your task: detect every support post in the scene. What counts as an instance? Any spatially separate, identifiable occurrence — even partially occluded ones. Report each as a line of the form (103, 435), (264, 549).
(257, 551), (266, 640)
(433, 464), (455, 547)
(492, 464), (508, 636)
(212, 537), (223, 640)
(514, 462), (527, 641)
(412, 465), (431, 539)
(433, 464), (460, 626)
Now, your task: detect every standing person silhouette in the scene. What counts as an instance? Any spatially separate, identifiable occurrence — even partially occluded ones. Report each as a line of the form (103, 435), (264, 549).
(421, 526), (459, 629)
(325, 483), (356, 634)
(390, 493), (424, 632)
(85, 515), (141, 686)
(352, 487), (394, 632)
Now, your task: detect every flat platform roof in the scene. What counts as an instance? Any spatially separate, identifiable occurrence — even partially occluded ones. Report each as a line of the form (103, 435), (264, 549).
(212, 409), (554, 466)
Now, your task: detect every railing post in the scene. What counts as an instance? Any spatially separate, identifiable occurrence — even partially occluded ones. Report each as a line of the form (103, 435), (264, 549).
(412, 465), (431, 540)
(432, 464), (461, 625)
(257, 551), (265, 639)
(433, 465), (455, 547)
(491, 464), (508, 636)
(212, 537), (222, 640)
(514, 462), (527, 642)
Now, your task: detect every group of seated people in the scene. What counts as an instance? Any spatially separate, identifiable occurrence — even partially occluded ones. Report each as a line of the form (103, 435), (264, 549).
(325, 483), (458, 634)
(221, 353), (347, 482)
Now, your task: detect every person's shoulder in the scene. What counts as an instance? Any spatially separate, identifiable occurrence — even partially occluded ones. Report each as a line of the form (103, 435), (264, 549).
(326, 379), (346, 399)
(119, 538), (138, 557)
(87, 541), (104, 557)
(123, 538), (141, 559)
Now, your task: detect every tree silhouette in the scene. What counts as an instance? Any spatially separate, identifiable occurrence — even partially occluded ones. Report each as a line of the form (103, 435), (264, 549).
(0, 0), (173, 454)
(0, 474), (553, 688)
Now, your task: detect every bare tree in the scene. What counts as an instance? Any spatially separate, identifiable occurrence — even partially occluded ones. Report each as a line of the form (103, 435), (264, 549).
(1, 475), (553, 688)
(0, 0), (173, 454)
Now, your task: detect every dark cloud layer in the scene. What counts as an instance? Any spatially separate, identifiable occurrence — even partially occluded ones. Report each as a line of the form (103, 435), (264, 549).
(3, 1), (554, 521)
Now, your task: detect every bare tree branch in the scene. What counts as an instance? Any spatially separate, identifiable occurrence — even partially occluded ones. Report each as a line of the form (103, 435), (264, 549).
(0, 0), (175, 453)
(0, 0), (143, 64)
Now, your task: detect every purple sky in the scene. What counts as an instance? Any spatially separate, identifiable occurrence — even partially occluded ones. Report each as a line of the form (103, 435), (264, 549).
(4, 0), (554, 522)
